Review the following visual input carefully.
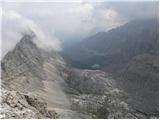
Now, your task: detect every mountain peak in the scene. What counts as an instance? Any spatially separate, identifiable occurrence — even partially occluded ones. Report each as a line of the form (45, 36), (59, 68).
(20, 30), (36, 40)
(18, 30), (36, 45)
(1, 31), (45, 87)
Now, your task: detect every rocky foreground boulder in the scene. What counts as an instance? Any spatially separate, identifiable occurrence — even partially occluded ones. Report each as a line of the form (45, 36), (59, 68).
(0, 88), (59, 119)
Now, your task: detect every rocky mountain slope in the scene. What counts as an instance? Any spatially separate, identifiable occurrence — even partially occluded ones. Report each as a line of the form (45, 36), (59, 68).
(1, 27), (158, 118)
(63, 18), (159, 117)
(119, 53), (159, 116)
(1, 33), (89, 118)
(1, 88), (58, 119)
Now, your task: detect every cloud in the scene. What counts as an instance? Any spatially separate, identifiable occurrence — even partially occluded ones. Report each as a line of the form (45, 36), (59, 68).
(53, 2), (125, 38)
(2, 2), (127, 40)
(2, 9), (62, 58)
(101, 1), (158, 20)
(2, 1), (158, 57)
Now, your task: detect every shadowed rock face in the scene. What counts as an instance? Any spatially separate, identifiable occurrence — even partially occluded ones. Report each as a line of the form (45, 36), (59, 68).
(121, 54), (158, 92)
(119, 53), (159, 116)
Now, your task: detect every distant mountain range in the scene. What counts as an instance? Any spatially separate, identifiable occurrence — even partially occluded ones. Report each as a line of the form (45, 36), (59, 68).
(63, 18), (159, 116)
(64, 19), (158, 70)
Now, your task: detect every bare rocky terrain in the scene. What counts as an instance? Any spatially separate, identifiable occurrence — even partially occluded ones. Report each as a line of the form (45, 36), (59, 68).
(0, 88), (59, 119)
(1, 18), (158, 119)
(63, 19), (159, 118)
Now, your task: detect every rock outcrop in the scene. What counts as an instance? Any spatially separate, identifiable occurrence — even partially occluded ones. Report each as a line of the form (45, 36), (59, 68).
(0, 88), (58, 119)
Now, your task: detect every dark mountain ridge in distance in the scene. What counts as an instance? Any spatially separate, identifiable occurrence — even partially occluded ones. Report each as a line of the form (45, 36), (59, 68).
(62, 18), (159, 116)
(63, 18), (158, 70)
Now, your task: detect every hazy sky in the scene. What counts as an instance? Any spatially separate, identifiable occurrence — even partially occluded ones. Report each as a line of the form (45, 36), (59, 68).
(1, 0), (159, 58)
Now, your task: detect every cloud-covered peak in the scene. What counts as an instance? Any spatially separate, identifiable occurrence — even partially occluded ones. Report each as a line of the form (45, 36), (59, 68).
(2, 10), (62, 58)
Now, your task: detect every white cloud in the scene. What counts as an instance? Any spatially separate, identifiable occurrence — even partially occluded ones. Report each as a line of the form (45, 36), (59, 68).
(2, 10), (62, 58)
(68, 2), (93, 15)
(2, 2), (126, 40)
(1, 1), (158, 58)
